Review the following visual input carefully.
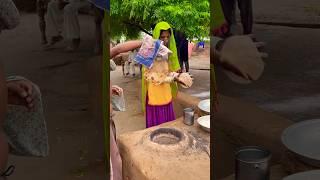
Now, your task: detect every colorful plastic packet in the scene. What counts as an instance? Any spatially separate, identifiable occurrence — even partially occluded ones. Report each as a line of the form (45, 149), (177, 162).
(134, 35), (161, 68)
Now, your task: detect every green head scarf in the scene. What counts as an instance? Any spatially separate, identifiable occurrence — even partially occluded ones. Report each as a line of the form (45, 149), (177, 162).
(211, 1), (226, 111)
(212, 0), (228, 37)
(141, 21), (180, 112)
(212, 0), (225, 29)
(152, 22), (180, 71)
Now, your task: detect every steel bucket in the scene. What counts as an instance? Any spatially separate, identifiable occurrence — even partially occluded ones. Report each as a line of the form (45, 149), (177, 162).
(235, 146), (272, 180)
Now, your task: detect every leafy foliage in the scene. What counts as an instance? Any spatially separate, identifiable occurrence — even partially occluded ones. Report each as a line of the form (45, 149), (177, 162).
(110, 0), (210, 40)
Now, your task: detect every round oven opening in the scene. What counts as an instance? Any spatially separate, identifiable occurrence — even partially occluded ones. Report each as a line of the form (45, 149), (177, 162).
(150, 128), (184, 145)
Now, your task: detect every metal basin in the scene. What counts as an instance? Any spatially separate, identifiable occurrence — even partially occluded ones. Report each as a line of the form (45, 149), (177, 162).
(283, 170), (320, 180)
(197, 115), (210, 132)
(282, 119), (320, 167)
(198, 99), (210, 116)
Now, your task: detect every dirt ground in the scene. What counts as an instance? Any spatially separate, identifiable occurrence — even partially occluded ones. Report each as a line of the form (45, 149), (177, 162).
(254, 0), (320, 24)
(0, 13), (105, 180)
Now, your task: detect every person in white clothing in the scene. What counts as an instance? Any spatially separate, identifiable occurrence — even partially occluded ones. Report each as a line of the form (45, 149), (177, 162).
(124, 49), (137, 77)
(45, 0), (91, 51)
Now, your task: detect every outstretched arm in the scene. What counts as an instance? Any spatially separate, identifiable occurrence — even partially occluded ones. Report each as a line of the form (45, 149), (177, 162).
(110, 40), (142, 59)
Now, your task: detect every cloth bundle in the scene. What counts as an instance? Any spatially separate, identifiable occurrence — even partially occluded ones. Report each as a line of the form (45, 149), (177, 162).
(4, 76), (49, 157)
(134, 34), (172, 69)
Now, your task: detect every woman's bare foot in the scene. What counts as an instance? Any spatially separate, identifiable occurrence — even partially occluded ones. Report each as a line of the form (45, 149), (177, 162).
(44, 35), (63, 49)
(48, 35), (63, 46)
(65, 38), (80, 52)
(41, 37), (48, 45)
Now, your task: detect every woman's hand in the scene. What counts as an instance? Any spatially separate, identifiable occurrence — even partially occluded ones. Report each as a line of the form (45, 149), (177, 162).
(7, 80), (35, 110)
(175, 73), (193, 88)
(111, 85), (123, 96)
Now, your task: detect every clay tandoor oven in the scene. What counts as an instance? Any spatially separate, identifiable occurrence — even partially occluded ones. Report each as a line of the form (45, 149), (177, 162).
(118, 121), (210, 180)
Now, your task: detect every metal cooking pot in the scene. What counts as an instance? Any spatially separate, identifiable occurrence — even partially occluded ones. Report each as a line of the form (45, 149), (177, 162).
(235, 146), (272, 180)
(183, 108), (195, 126)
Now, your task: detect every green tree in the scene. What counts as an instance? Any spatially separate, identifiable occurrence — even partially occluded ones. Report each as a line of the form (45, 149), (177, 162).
(110, 0), (210, 40)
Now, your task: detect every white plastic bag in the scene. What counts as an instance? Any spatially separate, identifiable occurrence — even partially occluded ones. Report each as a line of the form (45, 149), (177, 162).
(111, 90), (126, 112)
(110, 59), (117, 71)
(4, 76), (49, 157)
(157, 43), (172, 60)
